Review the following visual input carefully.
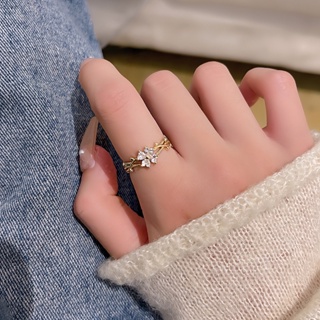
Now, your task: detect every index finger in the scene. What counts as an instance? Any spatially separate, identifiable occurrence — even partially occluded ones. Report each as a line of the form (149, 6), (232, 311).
(79, 58), (163, 161)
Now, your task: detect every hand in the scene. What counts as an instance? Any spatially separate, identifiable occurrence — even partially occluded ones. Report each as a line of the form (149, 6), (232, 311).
(74, 59), (313, 258)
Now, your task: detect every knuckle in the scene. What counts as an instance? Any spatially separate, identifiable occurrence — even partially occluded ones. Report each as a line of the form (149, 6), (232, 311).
(193, 61), (229, 86)
(73, 193), (94, 223)
(142, 70), (178, 93)
(194, 61), (229, 77)
(79, 58), (103, 81)
(268, 69), (296, 89)
(94, 84), (137, 120)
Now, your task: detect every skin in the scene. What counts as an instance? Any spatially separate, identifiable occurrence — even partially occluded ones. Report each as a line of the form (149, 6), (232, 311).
(74, 59), (314, 259)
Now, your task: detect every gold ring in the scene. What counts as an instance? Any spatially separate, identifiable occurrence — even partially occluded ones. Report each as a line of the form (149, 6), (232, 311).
(123, 136), (172, 173)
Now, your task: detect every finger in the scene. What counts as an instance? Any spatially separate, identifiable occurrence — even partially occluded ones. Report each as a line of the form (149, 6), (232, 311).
(79, 58), (162, 162)
(190, 62), (262, 143)
(238, 80), (259, 107)
(239, 68), (311, 147)
(75, 120), (147, 258)
(75, 146), (148, 258)
(141, 70), (220, 159)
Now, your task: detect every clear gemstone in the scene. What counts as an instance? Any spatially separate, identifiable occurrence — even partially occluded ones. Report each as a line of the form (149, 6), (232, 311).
(137, 151), (145, 160)
(136, 146), (158, 168)
(145, 147), (153, 153)
(142, 159), (151, 167)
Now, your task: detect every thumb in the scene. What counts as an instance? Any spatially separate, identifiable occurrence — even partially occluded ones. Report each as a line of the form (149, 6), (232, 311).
(74, 118), (148, 258)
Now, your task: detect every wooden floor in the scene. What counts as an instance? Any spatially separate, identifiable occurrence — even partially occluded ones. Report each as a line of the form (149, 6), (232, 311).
(104, 46), (320, 130)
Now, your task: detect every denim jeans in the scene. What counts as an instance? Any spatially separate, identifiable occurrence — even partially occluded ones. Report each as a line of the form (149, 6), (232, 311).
(0, 1), (160, 319)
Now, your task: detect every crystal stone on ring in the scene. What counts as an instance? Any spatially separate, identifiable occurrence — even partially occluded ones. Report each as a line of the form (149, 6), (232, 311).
(137, 147), (158, 168)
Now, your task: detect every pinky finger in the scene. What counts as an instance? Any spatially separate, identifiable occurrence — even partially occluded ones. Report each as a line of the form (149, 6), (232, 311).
(239, 68), (312, 152)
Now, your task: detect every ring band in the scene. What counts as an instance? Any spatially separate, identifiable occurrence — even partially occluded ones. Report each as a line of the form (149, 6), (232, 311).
(123, 136), (172, 173)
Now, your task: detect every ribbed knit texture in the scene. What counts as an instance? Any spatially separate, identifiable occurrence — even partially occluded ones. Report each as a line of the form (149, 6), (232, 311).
(99, 132), (320, 319)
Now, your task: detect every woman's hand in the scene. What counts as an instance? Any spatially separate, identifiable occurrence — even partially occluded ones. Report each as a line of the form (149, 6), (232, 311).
(74, 59), (313, 258)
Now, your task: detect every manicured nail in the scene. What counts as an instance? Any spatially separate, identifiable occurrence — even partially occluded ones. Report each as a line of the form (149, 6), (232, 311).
(79, 117), (99, 172)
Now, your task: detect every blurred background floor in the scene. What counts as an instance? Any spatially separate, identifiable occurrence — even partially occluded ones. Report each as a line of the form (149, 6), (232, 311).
(104, 46), (320, 130)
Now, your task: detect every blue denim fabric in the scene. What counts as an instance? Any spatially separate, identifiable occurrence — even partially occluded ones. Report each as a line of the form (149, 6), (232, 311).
(0, 1), (160, 319)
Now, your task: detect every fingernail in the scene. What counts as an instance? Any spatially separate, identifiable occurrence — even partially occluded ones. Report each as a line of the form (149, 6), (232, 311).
(79, 117), (99, 172)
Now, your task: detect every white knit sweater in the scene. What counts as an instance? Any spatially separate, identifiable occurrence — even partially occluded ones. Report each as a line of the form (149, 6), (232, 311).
(99, 132), (320, 320)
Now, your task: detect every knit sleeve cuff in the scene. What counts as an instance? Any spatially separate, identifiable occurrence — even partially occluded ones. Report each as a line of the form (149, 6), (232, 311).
(99, 132), (320, 286)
